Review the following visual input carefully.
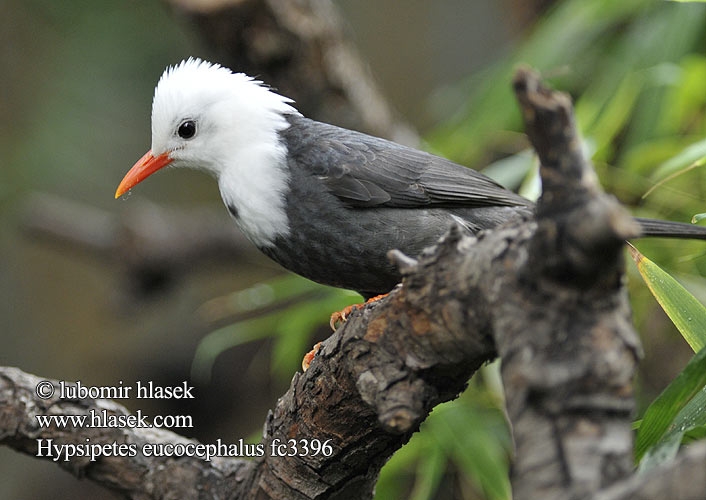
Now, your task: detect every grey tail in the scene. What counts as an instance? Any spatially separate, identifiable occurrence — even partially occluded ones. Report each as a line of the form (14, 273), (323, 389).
(635, 217), (706, 240)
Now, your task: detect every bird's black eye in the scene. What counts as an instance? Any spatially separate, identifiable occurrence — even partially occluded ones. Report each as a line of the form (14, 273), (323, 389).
(177, 120), (196, 139)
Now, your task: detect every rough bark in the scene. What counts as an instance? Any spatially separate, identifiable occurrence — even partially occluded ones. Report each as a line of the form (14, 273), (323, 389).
(0, 367), (248, 499)
(500, 68), (642, 500)
(3, 69), (705, 500)
(593, 439), (706, 500)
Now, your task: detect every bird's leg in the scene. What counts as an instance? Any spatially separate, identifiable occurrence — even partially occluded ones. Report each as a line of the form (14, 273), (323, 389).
(329, 294), (388, 330)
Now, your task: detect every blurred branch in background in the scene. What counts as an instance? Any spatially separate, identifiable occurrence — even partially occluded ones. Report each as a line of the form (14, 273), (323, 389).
(165, 0), (417, 144)
(19, 192), (261, 300)
(18, 0), (417, 303)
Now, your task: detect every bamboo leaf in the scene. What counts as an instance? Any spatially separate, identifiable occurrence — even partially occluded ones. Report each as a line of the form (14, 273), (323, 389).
(650, 138), (706, 183)
(638, 386), (706, 471)
(628, 244), (706, 352)
(409, 445), (446, 500)
(634, 345), (706, 462)
(692, 213), (706, 224)
(629, 244), (706, 464)
(643, 155), (706, 199)
(427, 395), (512, 500)
(191, 315), (281, 384)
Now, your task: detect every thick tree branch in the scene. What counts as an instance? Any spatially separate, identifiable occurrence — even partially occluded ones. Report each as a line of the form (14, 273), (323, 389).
(501, 67), (642, 499)
(0, 367), (248, 499)
(4, 69), (705, 500)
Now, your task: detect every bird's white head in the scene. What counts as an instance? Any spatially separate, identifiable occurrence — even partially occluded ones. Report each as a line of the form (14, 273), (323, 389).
(152, 58), (296, 171)
(115, 58), (299, 246)
(116, 58), (297, 197)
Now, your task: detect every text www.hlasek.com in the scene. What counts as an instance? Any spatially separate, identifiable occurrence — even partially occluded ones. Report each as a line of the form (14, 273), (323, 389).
(35, 409), (191, 430)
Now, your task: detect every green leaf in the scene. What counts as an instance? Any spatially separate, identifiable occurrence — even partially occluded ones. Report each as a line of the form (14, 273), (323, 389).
(270, 292), (354, 380)
(197, 274), (328, 322)
(650, 138), (706, 182)
(628, 244), (706, 352)
(682, 424), (706, 443)
(634, 344), (706, 462)
(374, 431), (426, 500)
(629, 244), (706, 464)
(375, 385), (511, 500)
(642, 154), (706, 199)
(658, 55), (706, 134)
(584, 71), (643, 161)
(427, 393), (512, 500)
(193, 275), (359, 383)
(190, 315), (281, 384)
(692, 213), (706, 224)
(408, 445), (446, 500)
(638, 384), (706, 471)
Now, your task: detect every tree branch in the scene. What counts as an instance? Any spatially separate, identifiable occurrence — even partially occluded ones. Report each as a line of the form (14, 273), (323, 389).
(594, 440), (706, 500)
(502, 67), (642, 499)
(0, 367), (248, 498)
(1, 231), (497, 498)
(19, 193), (265, 300)
(4, 68), (705, 500)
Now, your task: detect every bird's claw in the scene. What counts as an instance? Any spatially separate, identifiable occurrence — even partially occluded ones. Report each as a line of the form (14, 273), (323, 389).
(311, 294), (391, 370)
(329, 294), (389, 331)
(329, 304), (357, 330)
(302, 341), (322, 371)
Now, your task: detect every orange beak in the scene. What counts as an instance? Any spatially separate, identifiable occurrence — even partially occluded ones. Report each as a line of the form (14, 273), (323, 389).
(114, 150), (173, 199)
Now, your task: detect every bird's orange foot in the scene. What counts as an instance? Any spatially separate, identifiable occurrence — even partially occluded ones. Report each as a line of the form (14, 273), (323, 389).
(302, 342), (322, 371)
(329, 304), (357, 330)
(329, 294), (388, 330)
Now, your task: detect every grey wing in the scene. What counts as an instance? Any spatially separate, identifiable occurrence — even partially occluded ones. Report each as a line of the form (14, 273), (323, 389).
(283, 116), (531, 209)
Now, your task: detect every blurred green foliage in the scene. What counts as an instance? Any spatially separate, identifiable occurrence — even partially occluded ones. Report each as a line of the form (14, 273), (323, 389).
(2, 0), (207, 208)
(192, 275), (357, 384)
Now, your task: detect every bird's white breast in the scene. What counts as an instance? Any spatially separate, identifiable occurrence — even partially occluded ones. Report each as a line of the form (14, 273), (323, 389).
(217, 140), (291, 248)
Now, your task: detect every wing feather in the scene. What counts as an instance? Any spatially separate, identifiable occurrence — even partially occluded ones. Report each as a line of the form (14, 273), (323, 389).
(282, 116), (531, 210)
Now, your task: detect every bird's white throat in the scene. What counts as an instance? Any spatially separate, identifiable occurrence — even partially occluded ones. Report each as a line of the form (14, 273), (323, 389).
(217, 135), (292, 248)
(207, 76), (295, 249)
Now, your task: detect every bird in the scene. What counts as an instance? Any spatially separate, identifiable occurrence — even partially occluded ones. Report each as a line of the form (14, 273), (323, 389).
(115, 58), (706, 330)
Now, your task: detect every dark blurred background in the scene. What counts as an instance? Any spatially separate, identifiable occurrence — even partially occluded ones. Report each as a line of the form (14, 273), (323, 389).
(3, 0), (706, 499)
